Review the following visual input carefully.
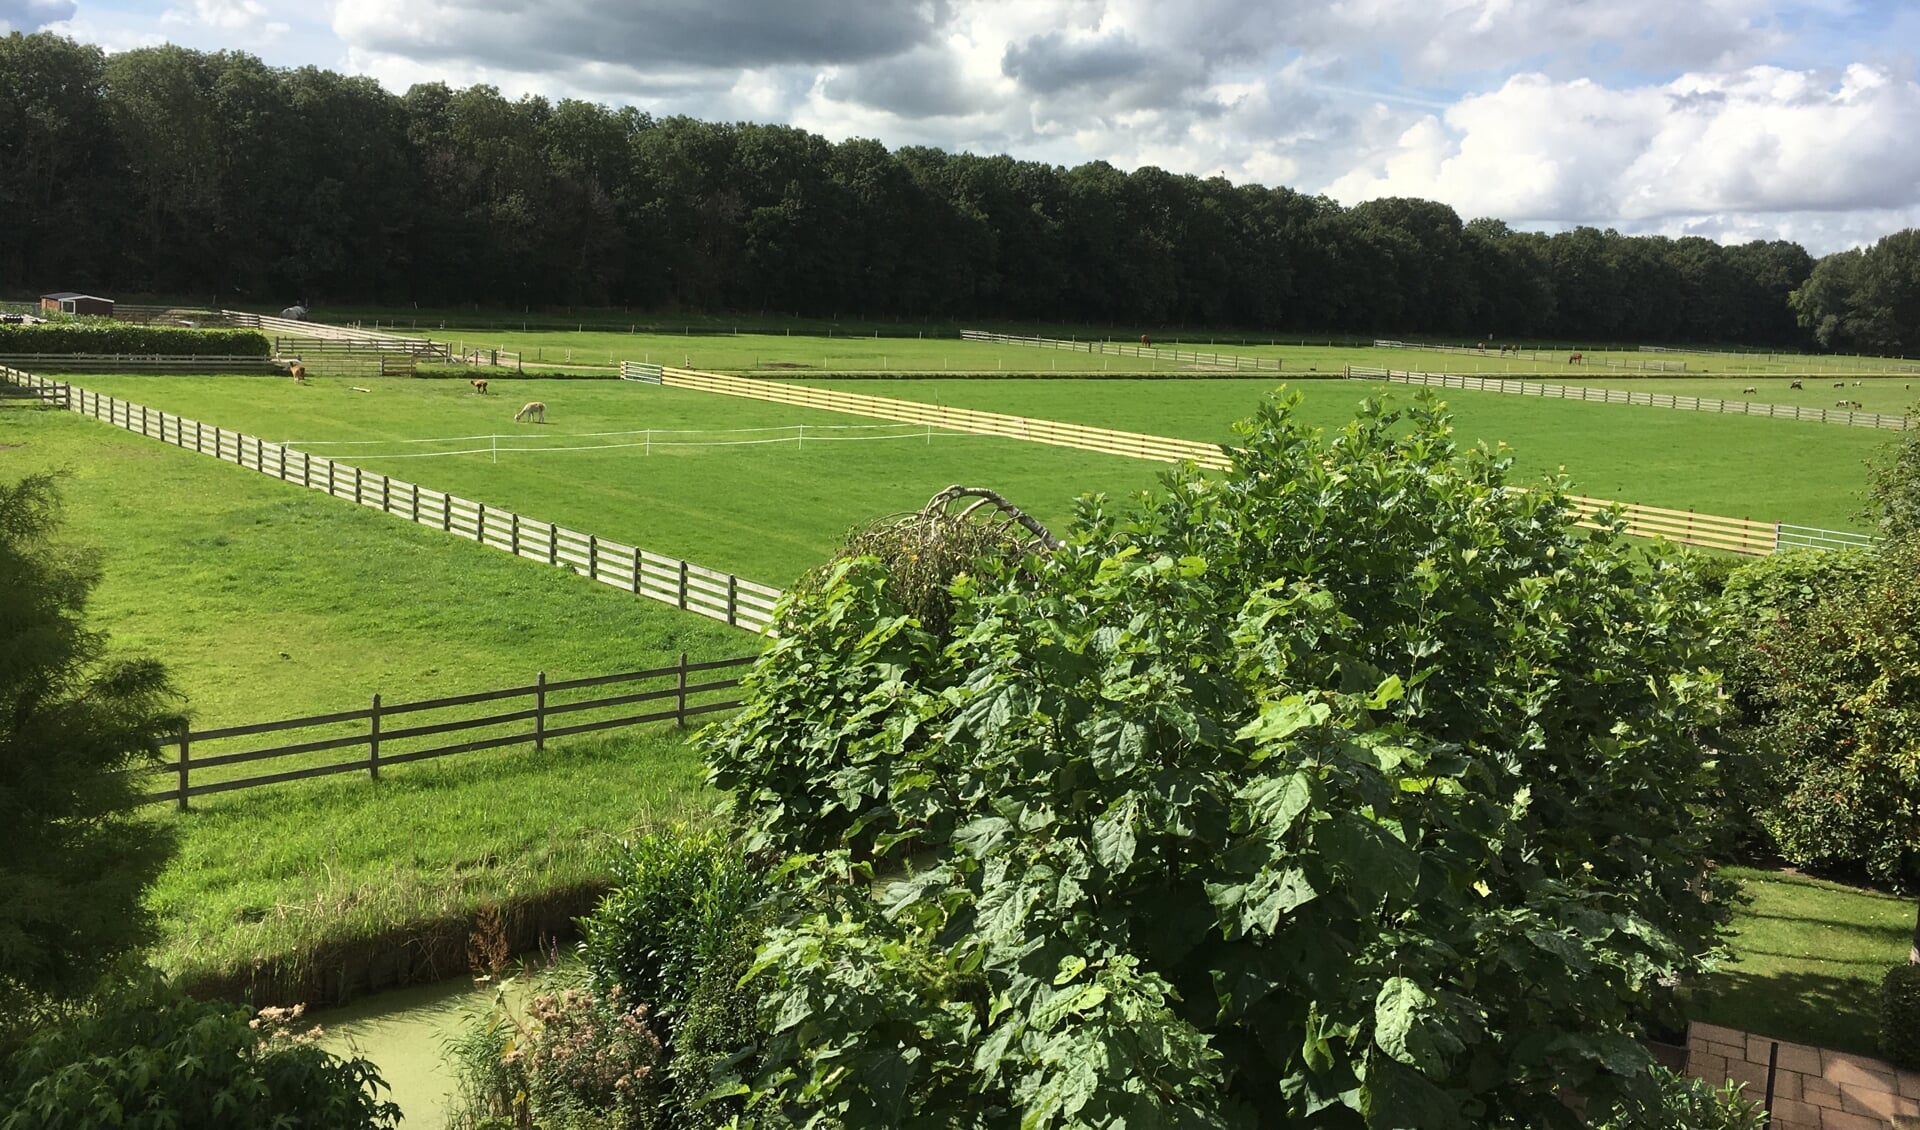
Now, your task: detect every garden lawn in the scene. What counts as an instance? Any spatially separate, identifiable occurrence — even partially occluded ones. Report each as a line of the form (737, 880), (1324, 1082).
(64, 374), (1168, 585)
(1698, 866), (1913, 1057)
(805, 377), (1891, 530)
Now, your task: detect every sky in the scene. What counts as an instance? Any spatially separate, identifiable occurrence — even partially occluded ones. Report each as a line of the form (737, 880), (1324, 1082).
(8, 0), (1920, 255)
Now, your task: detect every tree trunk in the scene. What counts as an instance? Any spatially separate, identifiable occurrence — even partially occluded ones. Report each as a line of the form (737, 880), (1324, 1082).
(1911, 893), (1919, 964)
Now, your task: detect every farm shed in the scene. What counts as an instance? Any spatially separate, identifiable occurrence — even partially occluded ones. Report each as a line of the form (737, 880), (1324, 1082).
(40, 292), (114, 316)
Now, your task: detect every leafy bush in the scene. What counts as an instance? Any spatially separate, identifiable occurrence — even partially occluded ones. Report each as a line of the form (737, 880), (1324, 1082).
(1, 474), (180, 1041)
(709, 393), (1732, 1127)
(447, 978), (665, 1130)
(1591, 1067), (1765, 1130)
(448, 829), (770, 1128)
(1883, 963), (1920, 1068)
(1717, 546), (1920, 887)
(0, 322), (270, 356)
(0, 975), (399, 1130)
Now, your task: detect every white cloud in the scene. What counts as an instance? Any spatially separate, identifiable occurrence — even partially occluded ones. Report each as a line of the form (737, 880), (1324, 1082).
(1323, 63), (1920, 236)
(1, 0), (77, 33)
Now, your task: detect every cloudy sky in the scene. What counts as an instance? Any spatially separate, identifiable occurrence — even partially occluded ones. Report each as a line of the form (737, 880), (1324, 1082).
(8, 0), (1920, 253)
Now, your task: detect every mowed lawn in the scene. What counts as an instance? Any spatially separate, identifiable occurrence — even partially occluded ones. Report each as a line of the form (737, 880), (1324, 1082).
(1701, 867), (1913, 1057)
(67, 374), (1170, 585)
(805, 377), (1892, 530)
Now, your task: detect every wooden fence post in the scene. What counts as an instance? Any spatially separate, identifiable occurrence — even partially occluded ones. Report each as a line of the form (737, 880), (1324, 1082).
(176, 721), (191, 812)
(535, 671), (546, 752)
(587, 534), (598, 580)
(727, 575), (738, 627)
(676, 652), (688, 727)
(510, 512), (519, 556)
(369, 694), (381, 781)
(679, 560), (689, 608)
(630, 547), (641, 594)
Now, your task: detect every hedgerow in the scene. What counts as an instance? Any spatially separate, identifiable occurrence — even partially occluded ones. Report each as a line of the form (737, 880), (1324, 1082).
(0, 323), (270, 356)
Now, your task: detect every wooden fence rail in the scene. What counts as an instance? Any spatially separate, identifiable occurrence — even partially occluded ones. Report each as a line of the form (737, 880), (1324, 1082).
(960, 330), (1285, 372)
(1346, 366), (1913, 431)
(146, 654), (757, 808)
(0, 365), (785, 632)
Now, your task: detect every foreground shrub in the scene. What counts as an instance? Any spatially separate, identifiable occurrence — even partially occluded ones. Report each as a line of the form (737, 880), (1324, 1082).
(1883, 963), (1920, 1068)
(448, 978), (665, 1130)
(450, 829), (769, 1128)
(0, 322), (270, 356)
(709, 393), (1731, 1127)
(1591, 1068), (1765, 1130)
(0, 975), (399, 1130)
(0, 474), (180, 1044)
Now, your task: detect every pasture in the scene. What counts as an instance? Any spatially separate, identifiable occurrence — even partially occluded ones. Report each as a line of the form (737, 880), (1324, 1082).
(803, 377), (1892, 530)
(64, 374), (1171, 585)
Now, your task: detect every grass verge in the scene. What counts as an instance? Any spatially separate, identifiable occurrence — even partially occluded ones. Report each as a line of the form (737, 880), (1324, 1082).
(147, 726), (715, 1005)
(1697, 866), (1912, 1056)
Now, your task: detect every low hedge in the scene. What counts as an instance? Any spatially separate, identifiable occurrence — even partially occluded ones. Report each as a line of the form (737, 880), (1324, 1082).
(1883, 963), (1920, 1068)
(0, 323), (271, 357)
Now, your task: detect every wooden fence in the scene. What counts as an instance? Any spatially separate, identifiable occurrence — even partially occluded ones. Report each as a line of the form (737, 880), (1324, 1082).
(659, 367), (1233, 468)
(960, 330), (1284, 372)
(229, 310), (441, 355)
(1373, 341), (1688, 372)
(146, 654), (756, 809)
(1346, 366), (1913, 431)
(0, 353), (275, 373)
(0, 365), (785, 632)
(658, 366), (1871, 557)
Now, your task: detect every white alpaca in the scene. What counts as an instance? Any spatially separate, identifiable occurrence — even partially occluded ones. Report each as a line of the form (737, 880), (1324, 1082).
(514, 401), (545, 424)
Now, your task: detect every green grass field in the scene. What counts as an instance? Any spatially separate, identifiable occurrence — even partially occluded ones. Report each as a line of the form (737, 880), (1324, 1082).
(802, 377), (1892, 529)
(1700, 867), (1913, 1056)
(0, 402), (749, 729)
(65, 374), (1171, 585)
(1580, 376), (1919, 415)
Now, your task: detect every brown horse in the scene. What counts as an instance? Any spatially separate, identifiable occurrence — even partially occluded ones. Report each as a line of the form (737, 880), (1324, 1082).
(1140, 334), (1151, 348)
(1568, 353), (1584, 364)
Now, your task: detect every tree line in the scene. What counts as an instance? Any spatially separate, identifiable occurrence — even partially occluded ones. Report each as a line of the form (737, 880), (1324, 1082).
(2, 31), (1916, 350)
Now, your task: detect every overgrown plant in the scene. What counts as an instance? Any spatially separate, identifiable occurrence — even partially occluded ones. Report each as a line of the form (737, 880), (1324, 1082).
(0, 972), (400, 1130)
(0, 322), (270, 356)
(707, 392), (1732, 1127)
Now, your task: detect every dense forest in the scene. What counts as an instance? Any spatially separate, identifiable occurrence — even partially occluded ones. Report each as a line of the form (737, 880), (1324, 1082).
(2, 31), (1916, 349)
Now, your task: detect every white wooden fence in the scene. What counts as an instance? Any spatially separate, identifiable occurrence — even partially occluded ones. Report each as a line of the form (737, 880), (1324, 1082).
(0, 353), (275, 373)
(960, 330), (1284, 372)
(1346, 366), (1912, 431)
(0, 366), (782, 633)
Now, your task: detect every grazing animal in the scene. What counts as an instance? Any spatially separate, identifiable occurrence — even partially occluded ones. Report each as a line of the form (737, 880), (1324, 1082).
(514, 401), (545, 424)
(1568, 353), (1584, 364)
(288, 360), (306, 383)
(1834, 381), (1845, 388)
(1140, 334), (1151, 348)
(1789, 379), (1803, 390)
(1837, 399), (1864, 409)
(1743, 386), (1757, 395)
(470, 378), (489, 395)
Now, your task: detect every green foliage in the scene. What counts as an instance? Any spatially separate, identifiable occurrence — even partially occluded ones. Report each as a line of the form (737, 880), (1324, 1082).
(0, 322), (270, 356)
(1882, 963), (1920, 1068)
(1590, 1067), (1765, 1130)
(1790, 229), (1920, 353)
(0, 474), (180, 1030)
(708, 392), (1731, 1126)
(447, 977), (666, 1130)
(0, 973), (400, 1130)
(1718, 549), (1920, 887)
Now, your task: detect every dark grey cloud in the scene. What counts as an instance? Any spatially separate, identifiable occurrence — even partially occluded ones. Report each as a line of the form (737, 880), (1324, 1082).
(336, 0), (947, 72)
(1001, 30), (1155, 95)
(821, 45), (976, 119)
(0, 0), (77, 31)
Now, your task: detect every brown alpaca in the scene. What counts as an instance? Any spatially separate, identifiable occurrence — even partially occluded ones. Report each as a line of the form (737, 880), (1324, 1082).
(514, 401), (545, 424)
(288, 360), (306, 382)
(471, 378), (489, 394)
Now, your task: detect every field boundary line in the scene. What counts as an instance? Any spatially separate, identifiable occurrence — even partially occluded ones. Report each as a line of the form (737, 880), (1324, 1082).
(1373, 340), (1688, 372)
(0, 365), (784, 633)
(960, 330), (1284, 372)
(1346, 366), (1913, 431)
(661, 366), (1872, 557)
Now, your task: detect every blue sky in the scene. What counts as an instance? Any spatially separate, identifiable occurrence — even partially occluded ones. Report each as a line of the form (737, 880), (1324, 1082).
(10, 0), (1920, 254)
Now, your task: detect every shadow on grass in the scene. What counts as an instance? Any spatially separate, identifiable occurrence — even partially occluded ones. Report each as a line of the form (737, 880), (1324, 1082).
(1692, 967), (1882, 1058)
